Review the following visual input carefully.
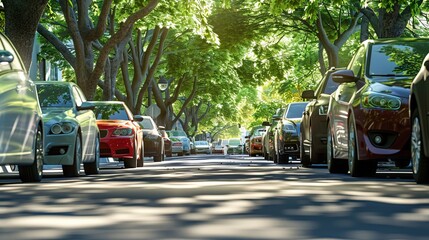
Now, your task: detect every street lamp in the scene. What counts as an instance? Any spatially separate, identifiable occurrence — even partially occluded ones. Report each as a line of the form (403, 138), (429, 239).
(158, 77), (169, 92)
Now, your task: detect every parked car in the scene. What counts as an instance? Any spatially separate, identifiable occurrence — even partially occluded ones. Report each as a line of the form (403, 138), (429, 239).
(137, 116), (165, 162)
(170, 137), (184, 156)
(91, 101), (144, 168)
(262, 108), (284, 160)
(247, 126), (266, 157)
(212, 139), (228, 154)
(327, 38), (428, 177)
(160, 129), (172, 157)
(409, 53), (429, 183)
(36, 81), (100, 177)
(227, 138), (242, 154)
(273, 102), (308, 164)
(167, 130), (191, 155)
(300, 68), (341, 167)
(0, 33), (45, 182)
(194, 140), (211, 154)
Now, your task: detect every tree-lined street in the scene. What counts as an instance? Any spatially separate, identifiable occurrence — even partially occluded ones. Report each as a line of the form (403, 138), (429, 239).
(0, 155), (428, 240)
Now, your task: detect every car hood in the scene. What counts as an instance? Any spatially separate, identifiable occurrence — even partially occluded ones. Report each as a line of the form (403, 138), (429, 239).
(367, 77), (412, 97)
(42, 108), (77, 123)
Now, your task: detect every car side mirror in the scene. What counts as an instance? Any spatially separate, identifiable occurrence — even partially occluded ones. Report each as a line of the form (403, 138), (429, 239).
(301, 90), (315, 99)
(424, 60), (429, 71)
(331, 70), (358, 83)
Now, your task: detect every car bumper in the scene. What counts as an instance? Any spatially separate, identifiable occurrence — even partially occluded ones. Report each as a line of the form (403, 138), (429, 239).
(144, 139), (161, 157)
(354, 104), (411, 160)
(44, 132), (76, 165)
(100, 136), (135, 159)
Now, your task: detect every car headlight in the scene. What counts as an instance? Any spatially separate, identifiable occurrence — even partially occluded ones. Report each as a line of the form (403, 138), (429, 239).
(361, 92), (401, 110)
(113, 128), (133, 136)
(50, 122), (76, 134)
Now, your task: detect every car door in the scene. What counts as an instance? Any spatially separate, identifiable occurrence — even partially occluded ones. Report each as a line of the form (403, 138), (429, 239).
(72, 85), (96, 161)
(0, 38), (39, 162)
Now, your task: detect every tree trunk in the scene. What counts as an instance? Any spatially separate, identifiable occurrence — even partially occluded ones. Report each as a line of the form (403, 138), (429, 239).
(3, 0), (48, 71)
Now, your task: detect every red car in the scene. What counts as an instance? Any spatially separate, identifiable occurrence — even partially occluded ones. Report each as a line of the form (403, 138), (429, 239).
(91, 101), (144, 168)
(247, 126), (266, 157)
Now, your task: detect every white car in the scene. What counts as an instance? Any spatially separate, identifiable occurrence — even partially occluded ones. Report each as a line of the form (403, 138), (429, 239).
(0, 33), (45, 182)
(194, 141), (211, 154)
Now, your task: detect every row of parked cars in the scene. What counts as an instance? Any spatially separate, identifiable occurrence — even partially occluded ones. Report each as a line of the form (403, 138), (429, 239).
(0, 32), (195, 183)
(257, 38), (429, 184)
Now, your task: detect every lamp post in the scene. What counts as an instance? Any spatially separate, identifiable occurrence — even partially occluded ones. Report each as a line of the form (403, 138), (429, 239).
(158, 77), (169, 92)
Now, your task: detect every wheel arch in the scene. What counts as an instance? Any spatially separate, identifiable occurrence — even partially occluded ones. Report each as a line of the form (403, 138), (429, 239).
(410, 93), (429, 158)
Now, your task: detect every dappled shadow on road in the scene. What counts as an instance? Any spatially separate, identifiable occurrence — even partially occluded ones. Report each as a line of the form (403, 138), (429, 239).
(0, 155), (428, 240)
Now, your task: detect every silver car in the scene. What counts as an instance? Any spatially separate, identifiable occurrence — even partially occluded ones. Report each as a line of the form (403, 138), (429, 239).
(35, 81), (100, 177)
(0, 33), (44, 182)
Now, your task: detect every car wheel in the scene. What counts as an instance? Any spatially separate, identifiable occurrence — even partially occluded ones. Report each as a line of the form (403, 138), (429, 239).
(124, 140), (138, 168)
(137, 144), (144, 167)
(327, 123), (348, 174)
(63, 133), (82, 177)
(300, 135), (311, 167)
(84, 136), (100, 175)
(19, 126), (44, 182)
(411, 109), (429, 183)
(178, 151), (184, 156)
(263, 146), (269, 160)
(348, 116), (377, 177)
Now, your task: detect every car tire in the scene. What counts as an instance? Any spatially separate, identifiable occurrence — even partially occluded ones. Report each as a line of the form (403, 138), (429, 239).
(411, 109), (429, 183)
(84, 136), (100, 175)
(137, 144), (144, 167)
(178, 151), (184, 156)
(327, 123), (348, 174)
(300, 135), (311, 167)
(19, 126), (44, 182)
(63, 133), (82, 177)
(124, 140), (138, 168)
(348, 116), (376, 177)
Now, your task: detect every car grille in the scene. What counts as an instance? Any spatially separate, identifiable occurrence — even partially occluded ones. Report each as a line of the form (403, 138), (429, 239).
(100, 130), (108, 138)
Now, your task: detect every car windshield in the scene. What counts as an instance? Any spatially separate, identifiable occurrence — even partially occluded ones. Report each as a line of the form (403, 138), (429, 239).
(37, 84), (73, 108)
(285, 103), (307, 118)
(94, 104), (129, 120)
(253, 128), (266, 136)
(140, 118), (154, 129)
(169, 131), (187, 137)
(369, 42), (428, 78)
(228, 139), (241, 146)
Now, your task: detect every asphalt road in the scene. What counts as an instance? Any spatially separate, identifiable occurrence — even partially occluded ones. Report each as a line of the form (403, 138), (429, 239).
(0, 154), (428, 240)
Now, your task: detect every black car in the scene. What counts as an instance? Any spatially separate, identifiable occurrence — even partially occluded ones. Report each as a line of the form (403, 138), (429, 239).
(409, 53), (429, 183)
(262, 108), (284, 161)
(300, 68), (341, 167)
(327, 38), (428, 177)
(273, 102), (308, 164)
(137, 116), (165, 162)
